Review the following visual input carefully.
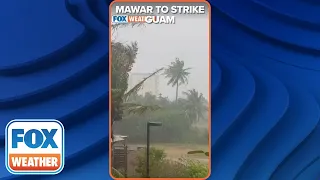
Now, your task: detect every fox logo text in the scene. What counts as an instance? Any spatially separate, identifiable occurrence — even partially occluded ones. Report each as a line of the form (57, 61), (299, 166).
(5, 120), (65, 175)
(112, 15), (128, 23)
(112, 15), (175, 24)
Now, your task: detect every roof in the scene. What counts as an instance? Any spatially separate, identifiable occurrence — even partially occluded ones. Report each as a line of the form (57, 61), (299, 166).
(112, 135), (128, 143)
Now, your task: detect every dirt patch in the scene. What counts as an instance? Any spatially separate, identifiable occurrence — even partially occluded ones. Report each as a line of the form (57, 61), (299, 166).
(125, 143), (209, 177)
(128, 143), (209, 161)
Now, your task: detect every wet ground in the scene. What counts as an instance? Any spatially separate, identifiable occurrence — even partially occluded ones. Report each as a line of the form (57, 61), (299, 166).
(128, 143), (209, 163)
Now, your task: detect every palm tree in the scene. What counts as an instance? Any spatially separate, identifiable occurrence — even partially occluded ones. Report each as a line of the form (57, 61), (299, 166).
(182, 89), (208, 123)
(111, 22), (160, 177)
(163, 58), (191, 102)
(111, 68), (163, 141)
(111, 25), (163, 142)
(121, 68), (163, 115)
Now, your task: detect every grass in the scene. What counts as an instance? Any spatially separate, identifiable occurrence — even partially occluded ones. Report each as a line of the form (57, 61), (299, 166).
(128, 143), (209, 163)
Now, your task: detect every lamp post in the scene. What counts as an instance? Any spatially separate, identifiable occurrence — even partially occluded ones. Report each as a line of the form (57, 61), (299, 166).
(146, 121), (162, 178)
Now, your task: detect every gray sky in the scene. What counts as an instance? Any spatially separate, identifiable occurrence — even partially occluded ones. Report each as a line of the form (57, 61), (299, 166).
(113, 17), (209, 100)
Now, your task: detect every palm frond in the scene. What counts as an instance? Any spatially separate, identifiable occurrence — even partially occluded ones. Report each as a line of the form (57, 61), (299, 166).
(111, 167), (125, 178)
(123, 102), (161, 115)
(163, 58), (191, 89)
(124, 68), (163, 101)
(111, 23), (145, 31)
(182, 89), (208, 122)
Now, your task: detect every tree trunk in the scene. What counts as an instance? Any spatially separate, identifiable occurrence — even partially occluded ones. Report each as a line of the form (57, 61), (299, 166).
(175, 83), (179, 102)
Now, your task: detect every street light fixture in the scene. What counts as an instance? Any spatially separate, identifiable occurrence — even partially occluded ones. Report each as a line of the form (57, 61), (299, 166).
(146, 121), (162, 178)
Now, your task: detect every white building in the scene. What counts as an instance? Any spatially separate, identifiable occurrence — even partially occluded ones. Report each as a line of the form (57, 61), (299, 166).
(128, 73), (159, 96)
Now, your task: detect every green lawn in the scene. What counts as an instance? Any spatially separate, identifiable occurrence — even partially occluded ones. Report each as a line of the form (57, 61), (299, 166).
(128, 143), (209, 163)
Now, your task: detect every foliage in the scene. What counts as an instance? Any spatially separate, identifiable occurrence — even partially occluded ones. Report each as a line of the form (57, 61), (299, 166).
(179, 157), (209, 178)
(111, 23), (145, 34)
(114, 106), (208, 144)
(111, 41), (138, 123)
(181, 89), (208, 123)
(111, 24), (161, 131)
(135, 147), (167, 177)
(111, 26), (209, 178)
(110, 25), (205, 139)
(134, 147), (209, 178)
(114, 108), (188, 143)
(114, 90), (209, 144)
(111, 167), (125, 178)
(163, 58), (191, 101)
(111, 41), (138, 142)
(111, 29), (163, 141)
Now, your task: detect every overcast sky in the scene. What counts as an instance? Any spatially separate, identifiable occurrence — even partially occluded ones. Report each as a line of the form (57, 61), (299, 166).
(113, 17), (209, 100)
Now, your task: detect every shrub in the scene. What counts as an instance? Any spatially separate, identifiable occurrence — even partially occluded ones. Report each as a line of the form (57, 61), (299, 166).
(133, 147), (209, 178)
(135, 147), (167, 177)
(179, 157), (209, 178)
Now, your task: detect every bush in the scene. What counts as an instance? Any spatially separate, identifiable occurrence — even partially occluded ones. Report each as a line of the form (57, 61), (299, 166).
(180, 158), (209, 178)
(135, 147), (167, 177)
(133, 147), (209, 178)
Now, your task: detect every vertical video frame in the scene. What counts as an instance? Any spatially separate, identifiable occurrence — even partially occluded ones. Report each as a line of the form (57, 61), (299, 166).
(110, 0), (211, 178)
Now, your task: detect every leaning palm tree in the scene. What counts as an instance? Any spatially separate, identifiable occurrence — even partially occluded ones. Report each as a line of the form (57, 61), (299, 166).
(111, 22), (159, 177)
(111, 31), (162, 142)
(182, 89), (208, 123)
(111, 68), (163, 142)
(120, 68), (163, 114)
(163, 58), (191, 102)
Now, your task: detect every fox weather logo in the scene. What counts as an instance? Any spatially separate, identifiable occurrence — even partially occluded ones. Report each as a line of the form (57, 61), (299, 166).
(5, 119), (65, 175)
